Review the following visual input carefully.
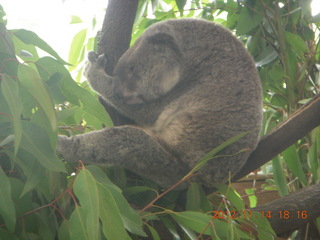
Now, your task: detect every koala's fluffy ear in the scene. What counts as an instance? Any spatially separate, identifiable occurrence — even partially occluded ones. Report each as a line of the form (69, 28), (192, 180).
(147, 33), (182, 59)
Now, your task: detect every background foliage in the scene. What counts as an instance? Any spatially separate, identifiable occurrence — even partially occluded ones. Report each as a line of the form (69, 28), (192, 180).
(0, 0), (320, 239)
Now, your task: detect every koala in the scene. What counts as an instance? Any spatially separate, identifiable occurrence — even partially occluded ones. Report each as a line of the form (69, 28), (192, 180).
(57, 19), (262, 188)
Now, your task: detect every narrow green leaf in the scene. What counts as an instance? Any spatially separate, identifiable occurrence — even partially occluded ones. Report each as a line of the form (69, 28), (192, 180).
(213, 184), (245, 211)
(239, 212), (275, 239)
(244, 188), (257, 208)
(73, 169), (100, 240)
(1, 75), (22, 155)
(12, 29), (69, 65)
(0, 167), (16, 232)
(36, 57), (113, 127)
(283, 145), (307, 186)
(70, 15), (83, 24)
(284, 31), (308, 55)
(187, 131), (250, 176)
(272, 156), (289, 196)
(308, 130), (319, 182)
(146, 225), (161, 240)
(20, 121), (66, 172)
(175, 0), (187, 16)
(186, 183), (202, 211)
(18, 64), (57, 132)
(104, 184), (146, 236)
(98, 184), (132, 240)
(172, 211), (216, 236)
(58, 220), (70, 240)
(161, 216), (181, 240)
(68, 29), (87, 68)
(69, 207), (89, 240)
(10, 33), (39, 62)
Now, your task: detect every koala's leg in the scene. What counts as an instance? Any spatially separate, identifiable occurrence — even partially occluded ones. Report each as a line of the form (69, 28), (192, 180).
(57, 126), (188, 188)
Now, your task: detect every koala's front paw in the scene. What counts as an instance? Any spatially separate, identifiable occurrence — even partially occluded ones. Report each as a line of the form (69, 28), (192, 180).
(84, 52), (107, 80)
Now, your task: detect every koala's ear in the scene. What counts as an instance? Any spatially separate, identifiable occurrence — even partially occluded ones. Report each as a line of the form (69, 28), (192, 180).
(147, 33), (182, 59)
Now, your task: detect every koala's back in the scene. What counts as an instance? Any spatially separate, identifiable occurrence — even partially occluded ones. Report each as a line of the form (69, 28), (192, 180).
(139, 19), (262, 185)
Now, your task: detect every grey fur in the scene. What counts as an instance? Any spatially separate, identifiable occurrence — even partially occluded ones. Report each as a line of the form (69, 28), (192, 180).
(57, 19), (262, 188)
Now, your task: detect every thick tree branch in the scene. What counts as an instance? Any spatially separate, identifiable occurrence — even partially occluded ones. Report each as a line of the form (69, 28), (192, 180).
(97, 0), (139, 75)
(252, 183), (320, 236)
(97, 0), (139, 125)
(233, 94), (320, 181)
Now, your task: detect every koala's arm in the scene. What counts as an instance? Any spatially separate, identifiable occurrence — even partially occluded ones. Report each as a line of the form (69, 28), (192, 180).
(84, 52), (113, 100)
(57, 126), (187, 188)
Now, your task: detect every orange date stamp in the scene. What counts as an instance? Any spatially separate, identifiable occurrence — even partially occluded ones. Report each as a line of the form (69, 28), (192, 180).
(211, 210), (308, 220)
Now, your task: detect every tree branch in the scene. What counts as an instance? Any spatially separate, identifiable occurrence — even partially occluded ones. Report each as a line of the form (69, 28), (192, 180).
(233, 94), (320, 181)
(97, 0), (139, 125)
(252, 183), (320, 236)
(97, 0), (139, 75)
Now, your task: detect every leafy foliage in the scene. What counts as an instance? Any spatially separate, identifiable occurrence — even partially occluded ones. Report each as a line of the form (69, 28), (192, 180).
(0, 0), (320, 239)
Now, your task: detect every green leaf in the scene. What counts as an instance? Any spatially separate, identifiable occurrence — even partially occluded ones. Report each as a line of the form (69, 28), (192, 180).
(172, 211), (232, 237)
(213, 184), (245, 211)
(18, 64), (57, 132)
(284, 31), (308, 55)
(1, 74), (22, 155)
(239, 212), (275, 239)
(98, 184), (132, 240)
(255, 46), (278, 67)
(307, 129), (319, 182)
(12, 29), (69, 65)
(98, 181), (145, 236)
(73, 169), (100, 240)
(20, 121), (66, 172)
(58, 220), (70, 240)
(161, 216), (181, 240)
(236, 7), (263, 35)
(146, 225), (161, 240)
(283, 145), (307, 186)
(0, 23), (14, 55)
(0, 229), (20, 240)
(36, 57), (113, 128)
(175, 0), (187, 16)
(0, 167), (16, 232)
(10, 33), (39, 62)
(272, 156), (289, 197)
(186, 131), (250, 177)
(70, 15), (83, 24)
(69, 207), (89, 240)
(186, 183), (202, 211)
(68, 29), (87, 68)
(186, 182), (212, 213)
(244, 188), (257, 208)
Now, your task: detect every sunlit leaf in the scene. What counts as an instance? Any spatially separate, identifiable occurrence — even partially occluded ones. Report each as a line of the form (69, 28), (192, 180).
(12, 29), (69, 65)
(18, 64), (57, 132)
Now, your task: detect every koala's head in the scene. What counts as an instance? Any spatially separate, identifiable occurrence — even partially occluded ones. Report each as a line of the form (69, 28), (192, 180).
(112, 32), (183, 105)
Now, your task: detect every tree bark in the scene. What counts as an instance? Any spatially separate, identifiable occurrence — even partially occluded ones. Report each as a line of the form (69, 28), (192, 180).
(97, 0), (139, 125)
(233, 94), (320, 181)
(252, 183), (320, 236)
(97, 0), (139, 75)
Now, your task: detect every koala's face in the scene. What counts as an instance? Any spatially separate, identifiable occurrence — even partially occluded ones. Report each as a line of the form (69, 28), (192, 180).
(112, 33), (182, 105)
